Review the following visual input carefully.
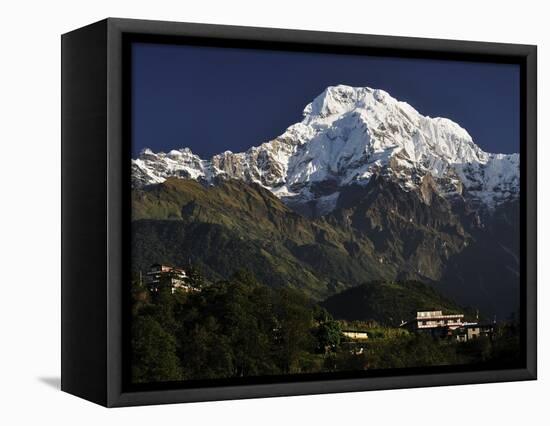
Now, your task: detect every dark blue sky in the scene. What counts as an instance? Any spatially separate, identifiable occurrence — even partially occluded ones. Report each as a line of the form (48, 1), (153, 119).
(131, 42), (520, 158)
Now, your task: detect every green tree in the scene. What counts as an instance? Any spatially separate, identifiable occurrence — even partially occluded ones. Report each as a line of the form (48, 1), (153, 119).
(131, 315), (182, 383)
(178, 316), (235, 379)
(315, 320), (341, 353)
(273, 287), (315, 373)
(174, 271), (281, 379)
(152, 283), (179, 334)
(186, 264), (205, 289)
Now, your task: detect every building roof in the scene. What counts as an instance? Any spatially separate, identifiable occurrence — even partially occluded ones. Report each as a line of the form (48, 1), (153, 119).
(149, 264), (186, 272)
(415, 314), (464, 319)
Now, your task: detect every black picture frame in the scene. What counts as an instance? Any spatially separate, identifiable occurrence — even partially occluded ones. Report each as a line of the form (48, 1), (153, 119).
(61, 17), (537, 407)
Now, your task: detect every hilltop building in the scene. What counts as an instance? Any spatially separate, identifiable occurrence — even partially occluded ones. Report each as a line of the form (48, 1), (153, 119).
(400, 310), (494, 342)
(145, 264), (199, 294)
(400, 310), (464, 333)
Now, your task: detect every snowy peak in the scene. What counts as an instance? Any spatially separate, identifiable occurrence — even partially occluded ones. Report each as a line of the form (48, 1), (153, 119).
(132, 85), (519, 213)
(304, 85), (401, 123)
(132, 147), (210, 187)
(302, 85), (485, 167)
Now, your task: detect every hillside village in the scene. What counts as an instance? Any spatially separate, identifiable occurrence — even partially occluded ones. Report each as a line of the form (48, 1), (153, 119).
(139, 263), (496, 346)
(130, 263), (520, 383)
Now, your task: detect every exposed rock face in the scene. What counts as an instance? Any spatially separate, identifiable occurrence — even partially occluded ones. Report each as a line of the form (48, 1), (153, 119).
(132, 175), (520, 319)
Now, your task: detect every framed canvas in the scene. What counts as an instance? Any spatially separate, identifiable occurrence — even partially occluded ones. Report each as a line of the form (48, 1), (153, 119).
(61, 18), (537, 407)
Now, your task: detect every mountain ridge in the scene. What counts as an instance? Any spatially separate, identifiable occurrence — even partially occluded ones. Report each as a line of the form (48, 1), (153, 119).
(132, 85), (519, 215)
(131, 176), (519, 319)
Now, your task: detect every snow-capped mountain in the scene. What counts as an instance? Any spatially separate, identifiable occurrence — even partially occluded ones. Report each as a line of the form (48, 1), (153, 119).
(132, 85), (519, 214)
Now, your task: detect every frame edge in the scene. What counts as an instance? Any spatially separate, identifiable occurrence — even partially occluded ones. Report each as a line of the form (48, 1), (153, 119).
(101, 17), (538, 407)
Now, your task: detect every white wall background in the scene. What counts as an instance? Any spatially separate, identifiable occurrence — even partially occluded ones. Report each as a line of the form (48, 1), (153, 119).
(0, 0), (546, 424)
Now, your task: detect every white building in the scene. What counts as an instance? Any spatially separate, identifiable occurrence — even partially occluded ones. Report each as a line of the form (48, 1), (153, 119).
(341, 330), (369, 340)
(145, 264), (198, 294)
(401, 310), (464, 333)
